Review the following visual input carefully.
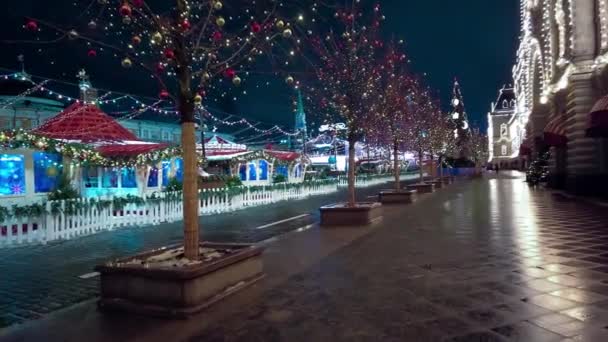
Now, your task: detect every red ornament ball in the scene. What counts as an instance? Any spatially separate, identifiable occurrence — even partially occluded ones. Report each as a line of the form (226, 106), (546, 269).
(224, 68), (236, 79)
(164, 48), (175, 59)
(251, 22), (261, 33)
(87, 49), (97, 57)
(132, 0), (144, 7)
(159, 90), (170, 99)
(25, 20), (38, 32)
(181, 20), (191, 31)
(119, 3), (132, 16)
(131, 35), (141, 45)
(212, 31), (222, 42)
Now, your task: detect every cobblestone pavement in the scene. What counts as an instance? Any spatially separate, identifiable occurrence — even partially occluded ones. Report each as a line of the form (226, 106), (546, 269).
(0, 179), (413, 330)
(190, 172), (608, 342)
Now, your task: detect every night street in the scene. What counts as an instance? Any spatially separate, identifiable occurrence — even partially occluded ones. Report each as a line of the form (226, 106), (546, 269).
(3, 173), (608, 341)
(0, 176), (417, 329)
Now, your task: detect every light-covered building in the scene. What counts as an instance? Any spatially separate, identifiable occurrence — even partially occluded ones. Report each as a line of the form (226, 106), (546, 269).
(487, 85), (525, 168)
(511, 0), (608, 195)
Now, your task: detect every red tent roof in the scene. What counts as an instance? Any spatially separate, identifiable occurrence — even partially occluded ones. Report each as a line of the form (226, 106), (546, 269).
(265, 150), (301, 161)
(204, 135), (232, 144)
(97, 143), (169, 158)
(34, 103), (138, 142)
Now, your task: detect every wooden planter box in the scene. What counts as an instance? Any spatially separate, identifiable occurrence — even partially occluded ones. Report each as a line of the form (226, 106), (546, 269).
(378, 190), (416, 204)
(407, 183), (435, 194)
(95, 242), (264, 318)
(320, 202), (382, 226)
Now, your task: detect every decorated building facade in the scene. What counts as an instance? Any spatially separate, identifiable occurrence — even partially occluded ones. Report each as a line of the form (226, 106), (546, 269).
(487, 85), (525, 168)
(512, 0), (608, 195)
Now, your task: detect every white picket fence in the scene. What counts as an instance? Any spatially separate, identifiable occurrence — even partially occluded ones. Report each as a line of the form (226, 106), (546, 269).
(0, 174), (405, 248)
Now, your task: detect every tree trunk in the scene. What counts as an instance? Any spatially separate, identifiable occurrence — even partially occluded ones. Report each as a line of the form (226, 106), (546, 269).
(439, 155), (444, 179)
(174, 1), (199, 259)
(347, 138), (356, 207)
(418, 148), (424, 183)
(430, 150), (435, 179)
(393, 141), (400, 191)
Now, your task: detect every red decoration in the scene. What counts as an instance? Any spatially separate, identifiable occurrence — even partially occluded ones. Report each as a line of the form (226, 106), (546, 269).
(87, 49), (97, 57)
(132, 0), (144, 7)
(251, 22), (261, 33)
(156, 62), (165, 73)
(119, 3), (132, 16)
(224, 68), (236, 79)
(159, 90), (170, 99)
(25, 20), (38, 31)
(181, 20), (191, 31)
(212, 31), (222, 42)
(131, 35), (141, 45)
(164, 48), (175, 59)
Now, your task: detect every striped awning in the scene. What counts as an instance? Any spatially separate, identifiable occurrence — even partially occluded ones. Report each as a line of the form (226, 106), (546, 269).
(543, 114), (567, 147)
(587, 95), (608, 138)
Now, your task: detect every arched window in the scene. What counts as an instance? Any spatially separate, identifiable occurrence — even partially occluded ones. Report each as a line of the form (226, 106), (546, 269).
(501, 145), (507, 156)
(294, 164), (303, 178)
(248, 162), (257, 181)
(239, 164), (247, 181)
(502, 100), (508, 108)
(500, 123), (508, 138)
(510, 99), (516, 108)
(259, 160), (268, 180)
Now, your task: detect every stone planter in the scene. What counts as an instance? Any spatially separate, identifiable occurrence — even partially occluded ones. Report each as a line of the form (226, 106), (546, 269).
(407, 183), (435, 194)
(320, 202), (382, 226)
(95, 242), (264, 318)
(378, 190), (416, 204)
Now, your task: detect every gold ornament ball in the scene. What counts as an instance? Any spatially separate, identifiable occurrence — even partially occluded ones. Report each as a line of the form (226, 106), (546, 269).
(276, 20), (285, 29)
(213, 1), (223, 10)
(216, 17), (225, 27)
(121, 57), (133, 68)
(194, 94), (203, 104)
(232, 76), (241, 86)
(285, 76), (294, 84)
(203, 72), (211, 80)
(151, 32), (163, 44)
(282, 28), (292, 38)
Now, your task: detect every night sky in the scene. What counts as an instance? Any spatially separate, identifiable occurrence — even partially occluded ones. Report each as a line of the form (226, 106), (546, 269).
(0, 0), (520, 134)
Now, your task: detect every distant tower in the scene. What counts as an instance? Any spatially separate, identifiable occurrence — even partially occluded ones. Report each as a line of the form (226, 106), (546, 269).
(294, 89), (308, 150)
(449, 79), (471, 158)
(77, 69), (98, 103)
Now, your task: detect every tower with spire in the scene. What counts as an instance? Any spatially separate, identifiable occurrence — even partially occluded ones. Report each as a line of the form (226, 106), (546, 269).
(294, 89), (308, 150)
(449, 78), (471, 158)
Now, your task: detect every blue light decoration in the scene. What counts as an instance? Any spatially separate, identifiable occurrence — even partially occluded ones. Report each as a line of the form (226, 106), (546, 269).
(102, 168), (119, 188)
(121, 167), (137, 188)
(259, 160), (268, 180)
(0, 154), (25, 196)
(162, 161), (170, 186)
(239, 164), (247, 181)
(248, 162), (257, 181)
(174, 158), (184, 182)
(34, 152), (62, 193)
(148, 167), (159, 187)
(276, 165), (288, 178)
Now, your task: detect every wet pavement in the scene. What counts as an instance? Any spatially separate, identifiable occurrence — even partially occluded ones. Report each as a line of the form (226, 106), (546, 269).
(186, 172), (608, 342)
(0, 177), (415, 330)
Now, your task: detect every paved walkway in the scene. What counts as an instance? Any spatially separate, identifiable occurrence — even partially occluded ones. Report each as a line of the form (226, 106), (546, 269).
(0, 176), (417, 330)
(3, 172), (608, 341)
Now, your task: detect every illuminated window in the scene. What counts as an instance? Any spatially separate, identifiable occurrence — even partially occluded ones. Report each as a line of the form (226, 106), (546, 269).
(121, 168), (137, 188)
(259, 160), (268, 180)
(500, 124), (508, 138)
(0, 154), (25, 195)
(248, 162), (257, 181)
(34, 152), (62, 193)
(148, 167), (159, 187)
(502, 100), (508, 108)
(501, 145), (507, 156)
(84, 167), (99, 188)
(102, 168), (119, 188)
(239, 164), (247, 181)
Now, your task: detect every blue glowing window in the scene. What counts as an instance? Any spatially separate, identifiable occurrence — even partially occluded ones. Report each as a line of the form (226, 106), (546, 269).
(175, 158), (184, 182)
(239, 164), (247, 181)
(34, 152), (62, 193)
(0, 154), (25, 196)
(121, 168), (137, 188)
(148, 167), (159, 187)
(259, 160), (268, 180)
(162, 161), (170, 186)
(248, 163), (257, 181)
(102, 169), (119, 188)
(276, 165), (288, 177)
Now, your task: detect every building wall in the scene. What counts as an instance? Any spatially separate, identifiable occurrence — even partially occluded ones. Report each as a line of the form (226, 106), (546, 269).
(512, 0), (608, 195)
